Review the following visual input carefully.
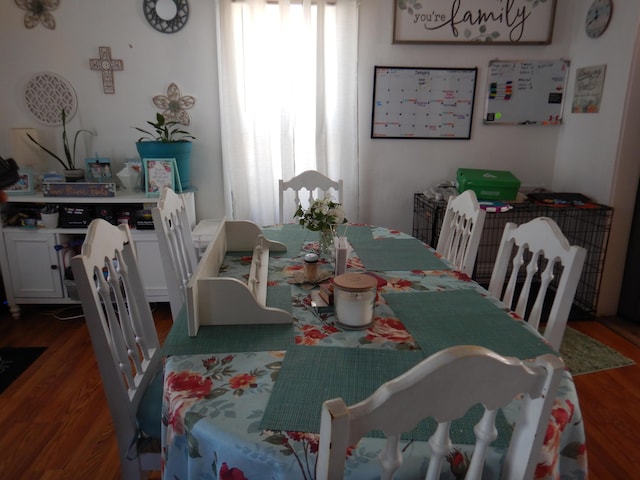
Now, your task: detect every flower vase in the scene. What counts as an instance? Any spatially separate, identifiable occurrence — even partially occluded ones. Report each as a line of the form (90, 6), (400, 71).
(318, 226), (336, 257)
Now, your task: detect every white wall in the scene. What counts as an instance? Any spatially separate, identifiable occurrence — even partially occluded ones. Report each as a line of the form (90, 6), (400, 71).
(0, 0), (225, 221)
(357, 0), (577, 234)
(552, 0), (640, 314)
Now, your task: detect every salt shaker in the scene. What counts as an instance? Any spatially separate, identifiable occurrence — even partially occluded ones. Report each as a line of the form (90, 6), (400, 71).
(303, 253), (319, 282)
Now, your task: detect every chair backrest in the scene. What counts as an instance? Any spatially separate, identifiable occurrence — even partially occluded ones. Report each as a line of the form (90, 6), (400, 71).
(152, 187), (199, 320)
(279, 170), (343, 224)
(317, 345), (564, 480)
(71, 219), (162, 479)
(436, 189), (486, 276)
(488, 217), (587, 350)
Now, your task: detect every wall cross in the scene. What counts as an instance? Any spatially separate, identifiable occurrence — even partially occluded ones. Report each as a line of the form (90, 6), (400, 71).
(89, 46), (123, 94)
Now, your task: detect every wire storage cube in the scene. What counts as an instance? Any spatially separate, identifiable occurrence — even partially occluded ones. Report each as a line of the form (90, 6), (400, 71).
(413, 193), (613, 315)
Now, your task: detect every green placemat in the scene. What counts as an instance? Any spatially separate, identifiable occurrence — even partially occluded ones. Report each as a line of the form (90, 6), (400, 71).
(340, 225), (375, 246)
(260, 345), (511, 447)
(261, 225), (308, 256)
(384, 290), (558, 360)
(162, 285), (295, 355)
(354, 238), (450, 271)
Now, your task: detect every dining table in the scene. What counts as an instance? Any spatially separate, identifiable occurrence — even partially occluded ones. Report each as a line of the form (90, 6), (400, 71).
(161, 223), (588, 480)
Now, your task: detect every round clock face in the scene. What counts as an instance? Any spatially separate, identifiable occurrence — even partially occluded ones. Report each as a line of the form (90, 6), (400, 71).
(586, 0), (613, 38)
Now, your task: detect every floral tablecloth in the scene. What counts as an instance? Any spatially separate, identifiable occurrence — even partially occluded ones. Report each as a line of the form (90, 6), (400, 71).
(162, 224), (587, 480)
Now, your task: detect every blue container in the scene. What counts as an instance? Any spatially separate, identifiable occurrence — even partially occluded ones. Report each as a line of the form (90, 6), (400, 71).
(136, 141), (192, 190)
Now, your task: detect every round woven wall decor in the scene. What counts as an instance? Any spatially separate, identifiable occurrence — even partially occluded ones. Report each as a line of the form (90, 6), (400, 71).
(24, 72), (77, 125)
(143, 0), (189, 34)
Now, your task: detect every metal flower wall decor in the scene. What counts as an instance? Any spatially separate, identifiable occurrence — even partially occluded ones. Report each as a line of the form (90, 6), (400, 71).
(153, 83), (196, 126)
(15, 0), (59, 30)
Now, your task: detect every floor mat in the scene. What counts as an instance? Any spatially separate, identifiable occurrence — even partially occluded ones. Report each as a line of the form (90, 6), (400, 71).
(0, 347), (46, 394)
(560, 327), (634, 375)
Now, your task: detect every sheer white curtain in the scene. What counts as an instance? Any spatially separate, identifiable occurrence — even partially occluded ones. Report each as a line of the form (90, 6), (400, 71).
(215, 0), (359, 226)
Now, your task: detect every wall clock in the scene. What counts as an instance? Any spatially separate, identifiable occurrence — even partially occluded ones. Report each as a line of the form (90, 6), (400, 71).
(585, 0), (613, 38)
(143, 0), (189, 34)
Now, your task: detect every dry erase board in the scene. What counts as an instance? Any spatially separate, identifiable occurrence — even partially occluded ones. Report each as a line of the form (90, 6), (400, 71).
(371, 66), (477, 139)
(484, 59), (570, 125)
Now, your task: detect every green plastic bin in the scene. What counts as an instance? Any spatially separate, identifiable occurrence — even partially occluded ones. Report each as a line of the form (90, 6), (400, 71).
(456, 168), (521, 201)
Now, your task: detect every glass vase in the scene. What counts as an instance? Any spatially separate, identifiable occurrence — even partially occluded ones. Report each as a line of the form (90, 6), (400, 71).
(318, 226), (336, 257)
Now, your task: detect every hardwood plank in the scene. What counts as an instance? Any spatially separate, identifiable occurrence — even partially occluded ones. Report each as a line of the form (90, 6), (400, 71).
(569, 320), (640, 479)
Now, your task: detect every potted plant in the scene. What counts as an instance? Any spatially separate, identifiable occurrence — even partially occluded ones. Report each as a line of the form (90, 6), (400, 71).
(133, 113), (196, 190)
(26, 109), (96, 182)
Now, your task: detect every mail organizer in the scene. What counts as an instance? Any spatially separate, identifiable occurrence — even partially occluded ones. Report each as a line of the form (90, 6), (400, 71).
(186, 219), (292, 336)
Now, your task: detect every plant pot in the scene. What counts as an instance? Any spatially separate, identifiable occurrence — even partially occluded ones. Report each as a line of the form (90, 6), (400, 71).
(135, 141), (192, 190)
(40, 212), (59, 228)
(64, 169), (85, 182)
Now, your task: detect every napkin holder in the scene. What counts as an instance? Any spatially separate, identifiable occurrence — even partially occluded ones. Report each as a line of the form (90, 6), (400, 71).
(186, 219), (292, 336)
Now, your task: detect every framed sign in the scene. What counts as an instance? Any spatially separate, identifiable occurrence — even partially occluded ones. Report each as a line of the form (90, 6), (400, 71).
(393, 0), (557, 45)
(143, 158), (182, 196)
(6, 170), (33, 195)
(571, 64), (606, 114)
(85, 157), (112, 182)
(371, 66), (477, 140)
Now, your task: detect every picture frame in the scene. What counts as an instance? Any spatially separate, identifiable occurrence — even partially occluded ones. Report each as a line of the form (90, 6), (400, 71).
(393, 0), (557, 45)
(371, 66), (477, 140)
(6, 170), (33, 195)
(143, 158), (182, 196)
(572, 64), (607, 114)
(85, 157), (113, 182)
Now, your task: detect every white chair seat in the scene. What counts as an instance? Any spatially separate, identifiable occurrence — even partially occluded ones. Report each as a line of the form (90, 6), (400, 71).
(316, 345), (564, 480)
(488, 217), (587, 350)
(71, 219), (162, 479)
(279, 170), (343, 224)
(152, 187), (202, 320)
(436, 189), (486, 276)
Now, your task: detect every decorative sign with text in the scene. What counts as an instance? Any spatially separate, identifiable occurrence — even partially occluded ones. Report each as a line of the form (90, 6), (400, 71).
(393, 0), (557, 44)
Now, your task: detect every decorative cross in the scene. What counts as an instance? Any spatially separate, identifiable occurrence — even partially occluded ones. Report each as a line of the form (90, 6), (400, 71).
(89, 46), (123, 94)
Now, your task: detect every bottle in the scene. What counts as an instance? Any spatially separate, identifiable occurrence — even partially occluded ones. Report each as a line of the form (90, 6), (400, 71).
(303, 253), (319, 282)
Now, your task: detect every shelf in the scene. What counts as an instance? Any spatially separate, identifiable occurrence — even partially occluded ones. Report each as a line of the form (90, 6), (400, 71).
(5, 188), (196, 205)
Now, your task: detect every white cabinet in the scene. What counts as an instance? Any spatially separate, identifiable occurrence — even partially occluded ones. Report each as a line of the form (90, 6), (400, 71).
(4, 231), (63, 299)
(0, 191), (196, 319)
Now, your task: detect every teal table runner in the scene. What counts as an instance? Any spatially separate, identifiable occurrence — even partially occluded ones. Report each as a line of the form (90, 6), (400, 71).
(260, 345), (512, 447)
(383, 290), (558, 359)
(354, 238), (450, 271)
(261, 225), (308, 256)
(163, 285), (295, 355)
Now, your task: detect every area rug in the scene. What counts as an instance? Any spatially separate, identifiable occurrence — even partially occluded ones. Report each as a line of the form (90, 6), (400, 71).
(0, 347), (46, 394)
(559, 327), (634, 376)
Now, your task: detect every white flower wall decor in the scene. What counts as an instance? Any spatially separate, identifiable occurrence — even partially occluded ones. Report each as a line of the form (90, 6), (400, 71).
(153, 83), (196, 126)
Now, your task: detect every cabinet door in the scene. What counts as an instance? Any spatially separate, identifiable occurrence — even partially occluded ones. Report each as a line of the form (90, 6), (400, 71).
(4, 231), (63, 298)
(132, 232), (168, 300)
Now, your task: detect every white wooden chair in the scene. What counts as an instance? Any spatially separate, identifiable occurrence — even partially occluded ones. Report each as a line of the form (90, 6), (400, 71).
(317, 345), (564, 480)
(488, 217), (587, 350)
(152, 187), (200, 320)
(279, 170), (343, 224)
(436, 189), (486, 276)
(71, 219), (162, 480)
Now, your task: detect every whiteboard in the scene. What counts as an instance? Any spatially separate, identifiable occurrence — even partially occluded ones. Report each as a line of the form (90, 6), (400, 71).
(483, 59), (570, 125)
(371, 66), (478, 139)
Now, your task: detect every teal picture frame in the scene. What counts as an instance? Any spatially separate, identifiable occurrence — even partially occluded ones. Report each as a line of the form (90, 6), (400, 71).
(85, 157), (113, 182)
(143, 158), (181, 196)
(6, 170), (33, 195)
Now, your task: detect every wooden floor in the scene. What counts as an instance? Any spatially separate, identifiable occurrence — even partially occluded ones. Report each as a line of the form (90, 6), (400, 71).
(0, 303), (639, 479)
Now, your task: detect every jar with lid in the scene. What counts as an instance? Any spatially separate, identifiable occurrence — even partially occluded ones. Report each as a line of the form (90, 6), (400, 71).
(333, 272), (377, 329)
(303, 253), (319, 282)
